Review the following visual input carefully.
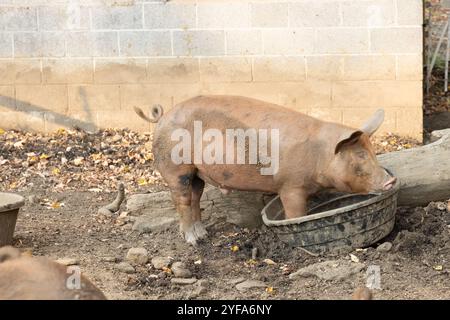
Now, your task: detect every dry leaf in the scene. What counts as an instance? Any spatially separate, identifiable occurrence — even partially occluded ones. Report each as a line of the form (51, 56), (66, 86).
(263, 258), (276, 265)
(265, 287), (274, 294)
(350, 254), (360, 263)
(231, 245), (239, 252)
(433, 265), (443, 271)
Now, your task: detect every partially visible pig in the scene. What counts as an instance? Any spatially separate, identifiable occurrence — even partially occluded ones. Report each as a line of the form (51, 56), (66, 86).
(0, 246), (106, 300)
(135, 95), (396, 245)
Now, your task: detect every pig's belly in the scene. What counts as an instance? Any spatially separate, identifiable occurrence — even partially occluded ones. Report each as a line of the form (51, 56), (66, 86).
(196, 164), (276, 193)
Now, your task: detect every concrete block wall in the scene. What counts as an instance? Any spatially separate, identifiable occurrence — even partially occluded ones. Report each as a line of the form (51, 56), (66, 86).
(0, 0), (423, 138)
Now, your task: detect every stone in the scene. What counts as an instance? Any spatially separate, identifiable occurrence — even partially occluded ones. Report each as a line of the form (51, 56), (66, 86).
(132, 215), (177, 234)
(115, 262), (135, 274)
(171, 278), (197, 285)
(126, 191), (172, 211)
(171, 262), (192, 278)
(151, 256), (171, 269)
(289, 260), (365, 281)
(101, 256), (117, 263)
(126, 247), (148, 265)
(236, 280), (267, 291)
(376, 242), (393, 252)
(228, 277), (246, 285)
(55, 258), (78, 266)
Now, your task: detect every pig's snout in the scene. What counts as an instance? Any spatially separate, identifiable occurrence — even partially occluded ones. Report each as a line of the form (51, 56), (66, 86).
(382, 175), (396, 191)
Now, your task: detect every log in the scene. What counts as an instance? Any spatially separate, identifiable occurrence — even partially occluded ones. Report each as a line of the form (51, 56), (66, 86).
(378, 129), (450, 206)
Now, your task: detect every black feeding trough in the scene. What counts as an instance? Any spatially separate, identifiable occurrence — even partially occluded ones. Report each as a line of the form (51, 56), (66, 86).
(0, 193), (25, 247)
(261, 179), (400, 254)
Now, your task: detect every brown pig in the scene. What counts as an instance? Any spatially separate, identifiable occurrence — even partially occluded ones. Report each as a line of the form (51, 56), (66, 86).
(135, 95), (396, 245)
(0, 246), (106, 300)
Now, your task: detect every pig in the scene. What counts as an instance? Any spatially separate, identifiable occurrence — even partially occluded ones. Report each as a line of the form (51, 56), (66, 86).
(0, 246), (106, 300)
(134, 95), (396, 245)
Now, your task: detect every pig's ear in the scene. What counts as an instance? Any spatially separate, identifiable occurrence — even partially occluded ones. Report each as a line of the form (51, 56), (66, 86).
(360, 109), (384, 136)
(335, 131), (364, 154)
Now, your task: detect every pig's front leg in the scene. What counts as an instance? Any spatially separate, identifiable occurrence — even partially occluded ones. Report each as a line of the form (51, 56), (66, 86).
(279, 187), (308, 219)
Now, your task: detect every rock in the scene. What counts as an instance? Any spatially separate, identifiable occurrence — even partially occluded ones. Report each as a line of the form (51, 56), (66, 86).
(28, 195), (39, 204)
(196, 279), (209, 289)
(151, 256), (171, 269)
(376, 242), (393, 252)
(115, 262), (135, 274)
(171, 278), (197, 285)
(289, 260), (365, 281)
(55, 258), (79, 266)
(251, 247), (258, 260)
(126, 247), (148, 265)
(201, 188), (265, 229)
(228, 277), (246, 285)
(132, 210), (177, 234)
(126, 192), (173, 211)
(171, 262), (192, 278)
(235, 280), (267, 291)
(101, 256), (117, 263)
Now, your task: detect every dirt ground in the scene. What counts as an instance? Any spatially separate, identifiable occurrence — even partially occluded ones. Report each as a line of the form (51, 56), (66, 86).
(9, 175), (449, 300)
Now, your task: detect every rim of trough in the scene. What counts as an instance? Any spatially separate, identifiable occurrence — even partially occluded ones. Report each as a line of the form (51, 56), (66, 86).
(0, 193), (25, 212)
(261, 179), (400, 227)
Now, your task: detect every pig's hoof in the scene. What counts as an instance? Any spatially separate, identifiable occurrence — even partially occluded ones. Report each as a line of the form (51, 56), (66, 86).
(183, 227), (198, 246)
(193, 222), (208, 239)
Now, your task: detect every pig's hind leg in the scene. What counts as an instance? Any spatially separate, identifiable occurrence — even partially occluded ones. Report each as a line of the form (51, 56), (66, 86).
(163, 167), (201, 245)
(279, 187), (308, 219)
(191, 176), (208, 239)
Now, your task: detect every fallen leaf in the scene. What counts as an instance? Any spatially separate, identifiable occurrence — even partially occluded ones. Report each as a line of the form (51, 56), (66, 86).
(433, 265), (443, 271)
(52, 168), (61, 175)
(350, 254), (360, 263)
(265, 287), (274, 294)
(0, 128), (4, 135)
(194, 260), (202, 265)
(263, 258), (276, 265)
(137, 177), (147, 186)
(231, 245), (239, 252)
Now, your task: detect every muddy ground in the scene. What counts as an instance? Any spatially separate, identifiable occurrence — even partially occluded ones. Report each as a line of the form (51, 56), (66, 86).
(11, 179), (450, 300)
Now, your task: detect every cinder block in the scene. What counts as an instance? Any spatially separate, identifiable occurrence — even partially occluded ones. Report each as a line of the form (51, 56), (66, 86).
(332, 81), (423, 108)
(95, 58), (147, 83)
(43, 58), (94, 84)
(0, 33), (13, 57)
(16, 84), (68, 113)
(199, 57), (252, 83)
(342, 107), (396, 133)
(144, 2), (196, 29)
(0, 85), (15, 112)
(307, 56), (344, 80)
(14, 32), (65, 58)
(147, 58), (199, 83)
(226, 30), (262, 56)
(0, 110), (46, 132)
(289, 1), (340, 27)
(119, 84), (173, 115)
(44, 111), (97, 133)
(205, 81), (332, 109)
(173, 31), (225, 56)
(315, 28), (369, 54)
(263, 29), (314, 55)
(0, 59), (41, 84)
(0, 7), (37, 31)
(343, 55), (396, 80)
(396, 107), (423, 139)
(308, 108), (342, 123)
(253, 57), (306, 82)
(342, 0), (395, 27)
(119, 31), (171, 57)
(66, 32), (119, 57)
(197, 3), (250, 28)
(371, 27), (422, 54)
(68, 84), (121, 113)
(164, 83), (203, 106)
(96, 110), (150, 132)
(397, 54), (423, 80)
(38, 6), (90, 31)
(251, 2), (287, 27)
(91, 4), (143, 30)
(396, 0), (423, 25)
